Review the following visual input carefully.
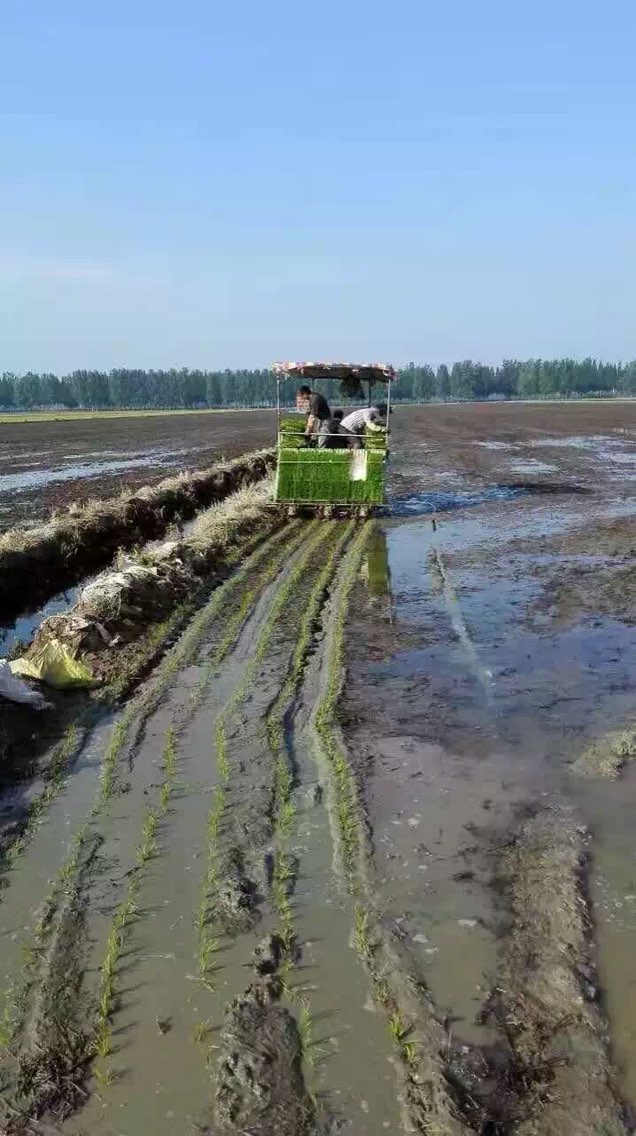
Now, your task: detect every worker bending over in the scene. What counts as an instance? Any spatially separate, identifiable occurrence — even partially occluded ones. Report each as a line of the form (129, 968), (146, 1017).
(340, 403), (388, 448)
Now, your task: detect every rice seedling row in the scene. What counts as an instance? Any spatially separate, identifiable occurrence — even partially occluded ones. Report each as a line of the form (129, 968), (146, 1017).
(266, 521), (355, 956)
(97, 520), (304, 801)
(194, 523), (325, 983)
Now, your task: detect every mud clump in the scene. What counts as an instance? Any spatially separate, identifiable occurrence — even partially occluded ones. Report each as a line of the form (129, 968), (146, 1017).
(215, 979), (315, 1136)
(487, 807), (627, 1135)
(571, 726), (636, 779)
(216, 847), (260, 933)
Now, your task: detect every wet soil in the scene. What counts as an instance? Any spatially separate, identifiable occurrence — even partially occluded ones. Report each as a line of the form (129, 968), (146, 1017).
(0, 410), (275, 530)
(341, 400), (635, 1127)
(0, 401), (634, 1135)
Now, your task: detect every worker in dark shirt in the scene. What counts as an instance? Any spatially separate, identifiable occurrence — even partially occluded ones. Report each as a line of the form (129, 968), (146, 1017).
(295, 384), (331, 447)
(323, 409), (352, 449)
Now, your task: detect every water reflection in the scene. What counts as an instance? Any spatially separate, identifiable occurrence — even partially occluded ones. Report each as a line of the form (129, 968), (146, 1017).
(360, 524), (395, 626)
(390, 481), (589, 518)
(390, 486), (526, 517)
(365, 525), (392, 598)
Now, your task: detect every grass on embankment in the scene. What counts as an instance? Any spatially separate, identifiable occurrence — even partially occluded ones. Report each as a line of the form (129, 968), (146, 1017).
(17, 479), (280, 688)
(0, 483), (287, 871)
(0, 448), (275, 623)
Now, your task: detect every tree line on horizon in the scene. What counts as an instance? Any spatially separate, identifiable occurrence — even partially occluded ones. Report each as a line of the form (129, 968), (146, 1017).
(0, 358), (634, 411)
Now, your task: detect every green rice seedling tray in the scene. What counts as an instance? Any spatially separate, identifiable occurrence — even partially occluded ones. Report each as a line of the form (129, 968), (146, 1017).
(275, 447), (386, 504)
(279, 416), (306, 449)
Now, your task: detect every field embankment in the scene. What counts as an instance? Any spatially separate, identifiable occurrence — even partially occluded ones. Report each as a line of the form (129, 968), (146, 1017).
(0, 448), (274, 625)
(0, 479), (283, 858)
(0, 407), (275, 528)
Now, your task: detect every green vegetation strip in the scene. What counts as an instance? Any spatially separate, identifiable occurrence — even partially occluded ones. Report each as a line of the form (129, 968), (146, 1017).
(0, 522), (299, 1040)
(312, 524), (442, 1117)
(94, 526), (311, 1026)
(0, 528), (295, 1065)
(0, 407), (267, 424)
(0, 519), (294, 897)
(0, 818), (98, 1055)
(197, 521), (354, 1092)
(213, 520), (323, 728)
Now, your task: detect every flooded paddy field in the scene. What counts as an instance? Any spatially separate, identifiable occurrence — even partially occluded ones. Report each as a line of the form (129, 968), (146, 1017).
(0, 409), (274, 530)
(0, 401), (634, 1134)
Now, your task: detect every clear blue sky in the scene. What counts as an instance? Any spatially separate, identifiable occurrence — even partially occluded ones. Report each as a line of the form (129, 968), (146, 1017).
(1, 0), (635, 372)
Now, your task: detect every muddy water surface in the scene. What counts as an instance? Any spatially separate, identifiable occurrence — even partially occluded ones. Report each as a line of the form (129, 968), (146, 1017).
(344, 443), (635, 1109)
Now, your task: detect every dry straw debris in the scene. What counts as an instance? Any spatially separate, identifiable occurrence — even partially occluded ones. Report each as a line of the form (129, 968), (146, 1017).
(0, 448), (275, 620)
(14, 479), (277, 683)
(571, 726), (636, 779)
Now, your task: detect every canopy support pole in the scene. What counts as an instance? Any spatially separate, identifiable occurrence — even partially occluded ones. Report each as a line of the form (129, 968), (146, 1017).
(385, 377), (393, 438)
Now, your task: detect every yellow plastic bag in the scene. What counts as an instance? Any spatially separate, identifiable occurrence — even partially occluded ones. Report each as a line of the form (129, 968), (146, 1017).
(9, 641), (95, 690)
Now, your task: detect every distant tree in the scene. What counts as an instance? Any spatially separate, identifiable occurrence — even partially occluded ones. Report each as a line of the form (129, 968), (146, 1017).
(205, 372), (221, 406)
(397, 363), (416, 401)
(412, 365), (435, 401)
(619, 361), (636, 395)
(495, 359), (520, 398)
(517, 359), (542, 398)
(450, 360), (477, 400)
(435, 364), (450, 400)
(14, 372), (42, 408)
(0, 372), (15, 408)
(1, 358), (632, 410)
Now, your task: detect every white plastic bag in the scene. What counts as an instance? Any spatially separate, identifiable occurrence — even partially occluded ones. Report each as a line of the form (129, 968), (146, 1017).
(0, 660), (51, 708)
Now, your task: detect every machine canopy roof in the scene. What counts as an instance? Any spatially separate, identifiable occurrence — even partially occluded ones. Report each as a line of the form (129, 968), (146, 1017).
(273, 361), (396, 384)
